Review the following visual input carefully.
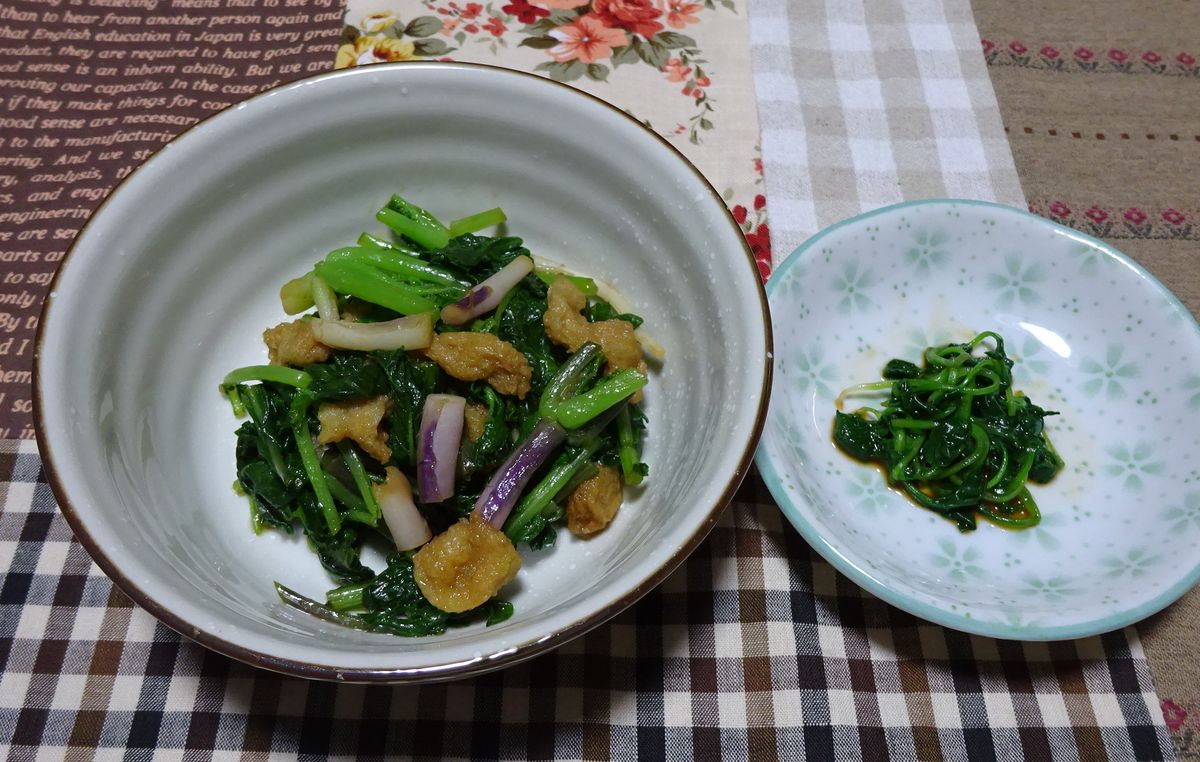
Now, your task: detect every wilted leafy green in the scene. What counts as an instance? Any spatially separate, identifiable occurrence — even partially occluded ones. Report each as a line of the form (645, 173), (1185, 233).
(833, 332), (1063, 532)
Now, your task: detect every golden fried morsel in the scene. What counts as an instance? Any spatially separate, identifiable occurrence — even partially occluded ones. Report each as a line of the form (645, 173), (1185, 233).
(316, 395), (392, 464)
(544, 278), (647, 400)
(427, 332), (532, 399)
(263, 319), (331, 367)
(543, 277), (592, 351)
(413, 515), (522, 613)
(464, 403), (489, 443)
(566, 466), (623, 538)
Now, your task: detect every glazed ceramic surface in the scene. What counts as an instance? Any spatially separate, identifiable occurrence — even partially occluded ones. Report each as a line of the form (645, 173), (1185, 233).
(757, 199), (1200, 639)
(36, 63), (770, 680)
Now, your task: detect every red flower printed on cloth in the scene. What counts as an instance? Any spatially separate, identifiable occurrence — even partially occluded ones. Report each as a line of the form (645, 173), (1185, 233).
(590, 0), (663, 38)
(665, 0), (701, 29)
(1162, 699), (1187, 732)
(502, 0), (548, 23)
(548, 14), (628, 63)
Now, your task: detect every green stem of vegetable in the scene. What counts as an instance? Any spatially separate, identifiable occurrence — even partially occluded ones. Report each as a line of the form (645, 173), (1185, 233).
(357, 231), (420, 256)
(534, 270), (598, 296)
(889, 433), (926, 482)
(277, 583), (379, 630)
(288, 392), (340, 534)
(985, 446), (1010, 489)
(924, 346), (968, 367)
(487, 286), (518, 336)
(616, 406), (644, 485)
(238, 482), (265, 535)
(837, 381), (893, 398)
(447, 207), (506, 237)
(891, 418), (936, 430)
(538, 342), (602, 420)
(223, 384), (246, 417)
(241, 385), (288, 483)
(339, 442), (380, 524)
(502, 403), (626, 542)
(504, 445), (594, 541)
(311, 275), (339, 320)
(962, 370), (1001, 397)
(280, 271), (315, 314)
(902, 482), (980, 512)
(968, 331), (1003, 351)
(314, 257), (437, 315)
(223, 365), (312, 389)
(325, 582), (367, 612)
(990, 449), (1037, 503)
(376, 207), (450, 251)
(979, 487), (1041, 528)
(556, 369), (647, 430)
(332, 245), (466, 288)
(323, 471), (363, 512)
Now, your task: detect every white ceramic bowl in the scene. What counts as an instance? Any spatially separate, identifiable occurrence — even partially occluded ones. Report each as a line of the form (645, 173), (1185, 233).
(35, 63), (770, 681)
(756, 199), (1200, 640)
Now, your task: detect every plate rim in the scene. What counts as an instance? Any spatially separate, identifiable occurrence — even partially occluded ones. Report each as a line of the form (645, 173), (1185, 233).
(755, 197), (1200, 641)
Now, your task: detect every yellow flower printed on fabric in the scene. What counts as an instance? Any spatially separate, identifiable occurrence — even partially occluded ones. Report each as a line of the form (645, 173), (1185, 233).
(335, 35), (418, 69)
(360, 11), (400, 33)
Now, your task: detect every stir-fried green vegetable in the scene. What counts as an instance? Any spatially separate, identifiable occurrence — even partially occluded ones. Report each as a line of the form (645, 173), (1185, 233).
(222, 194), (652, 636)
(832, 331), (1063, 532)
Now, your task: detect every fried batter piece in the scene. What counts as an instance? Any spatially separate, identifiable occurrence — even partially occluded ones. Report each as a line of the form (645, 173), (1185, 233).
(544, 278), (647, 400)
(263, 319), (331, 367)
(426, 332), (532, 399)
(413, 515), (522, 613)
(566, 466), (623, 538)
(316, 395), (392, 464)
(463, 403), (489, 443)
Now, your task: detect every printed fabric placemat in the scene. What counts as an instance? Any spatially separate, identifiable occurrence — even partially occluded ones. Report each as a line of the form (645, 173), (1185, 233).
(749, 0), (1025, 255)
(334, 0), (772, 279)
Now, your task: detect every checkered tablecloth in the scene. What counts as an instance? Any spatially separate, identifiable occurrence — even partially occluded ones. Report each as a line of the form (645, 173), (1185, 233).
(0, 440), (1172, 759)
(750, 0), (1025, 255)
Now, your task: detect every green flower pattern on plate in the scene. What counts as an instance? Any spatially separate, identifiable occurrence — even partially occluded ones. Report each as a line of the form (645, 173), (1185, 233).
(1184, 374), (1200, 410)
(930, 539), (984, 581)
(1009, 510), (1064, 551)
(785, 347), (837, 399)
(904, 228), (949, 275)
(1070, 242), (1110, 275)
(1163, 493), (1200, 535)
(831, 262), (879, 314)
(1020, 574), (1079, 601)
(1104, 441), (1164, 490)
(1013, 335), (1051, 381)
(845, 470), (890, 515)
(1099, 548), (1159, 579)
(986, 254), (1044, 309)
(1080, 344), (1138, 399)
(901, 327), (942, 363)
(770, 417), (810, 467)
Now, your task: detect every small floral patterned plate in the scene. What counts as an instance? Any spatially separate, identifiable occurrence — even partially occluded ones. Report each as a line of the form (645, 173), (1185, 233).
(755, 199), (1200, 640)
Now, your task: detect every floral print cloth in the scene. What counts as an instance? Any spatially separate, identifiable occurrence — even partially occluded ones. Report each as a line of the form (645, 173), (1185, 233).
(336, 0), (772, 277)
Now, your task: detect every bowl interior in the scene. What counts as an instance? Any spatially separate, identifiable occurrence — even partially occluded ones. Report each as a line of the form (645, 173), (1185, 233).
(37, 64), (768, 677)
(758, 200), (1200, 639)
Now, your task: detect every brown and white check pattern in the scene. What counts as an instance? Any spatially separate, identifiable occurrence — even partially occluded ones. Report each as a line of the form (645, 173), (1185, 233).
(0, 441), (1173, 759)
(750, 0), (1027, 255)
